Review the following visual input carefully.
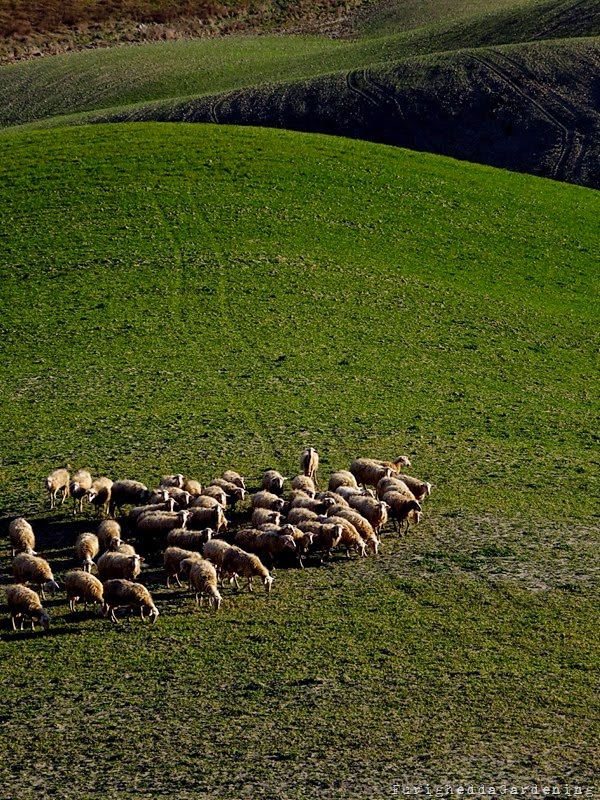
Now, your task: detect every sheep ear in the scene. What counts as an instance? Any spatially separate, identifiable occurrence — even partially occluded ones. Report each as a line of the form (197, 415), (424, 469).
(139, 556), (145, 562)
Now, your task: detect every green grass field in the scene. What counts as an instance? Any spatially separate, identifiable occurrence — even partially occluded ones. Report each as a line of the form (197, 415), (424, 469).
(0, 123), (598, 796)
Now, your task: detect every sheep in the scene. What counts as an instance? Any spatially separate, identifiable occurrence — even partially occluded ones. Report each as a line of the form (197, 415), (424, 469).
(96, 519), (123, 552)
(289, 494), (336, 514)
(349, 458), (395, 490)
(201, 485), (228, 506)
(261, 469), (286, 496)
(69, 469), (93, 514)
(102, 579), (159, 624)
(182, 478), (203, 497)
(325, 515), (367, 558)
(209, 478), (246, 509)
(333, 485), (374, 501)
(290, 475), (316, 497)
(45, 467), (70, 509)
(187, 504), (227, 534)
(394, 473), (433, 501)
(87, 476), (113, 517)
(376, 476), (412, 499)
(222, 470), (246, 490)
(325, 505), (379, 553)
(163, 546), (201, 588)
(115, 542), (137, 556)
(164, 486), (193, 509)
(12, 553), (59, 599)
(191, 495), (221, 509)
(300, 447), (319, 484)
(75, 532), (100, 572)
(260, 523), (313, 568)
(8, 517), (36, 556)
(178, 551), (207, 584)
(285, 507), (319, 526)
(160, 474), (185, 488)
(302, 521), (344, 559)
(97, 552), (144, 582)
(380, 490), (423, 534)
(251, 507), (283, 528)
(6, 585), (50, 631)
(166, 527), (213, 554)
(233, 528), (296, 564)
(221, 546), (273, 594)
(251, 490), (286, 512)
(373, 455), (412, 470)
(136, 509), (191, 536)
(346, 495), (389, 535)
(64, 570), (104, 612)
(202, 539), (236, 582)
(327, 470), (358, 492)
(185, 559), (222, 610)
(109, 479), (150, 516)
(315, 490), (350, 508)
(128, 499), (176, 523)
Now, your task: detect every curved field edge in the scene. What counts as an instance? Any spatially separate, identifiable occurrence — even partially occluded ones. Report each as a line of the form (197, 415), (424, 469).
(0, 123), (598, 792)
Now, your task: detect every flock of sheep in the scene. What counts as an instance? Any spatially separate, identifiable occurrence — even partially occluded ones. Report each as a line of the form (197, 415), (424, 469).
(3, 447), (433, 632)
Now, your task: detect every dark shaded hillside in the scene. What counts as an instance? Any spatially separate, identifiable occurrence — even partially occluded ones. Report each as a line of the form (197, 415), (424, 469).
(96, 38), (600, 189)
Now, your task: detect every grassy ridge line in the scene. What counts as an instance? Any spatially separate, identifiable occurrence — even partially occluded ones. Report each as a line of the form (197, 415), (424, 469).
(0, 123), (597, 523)
(1, 0), (599, 130)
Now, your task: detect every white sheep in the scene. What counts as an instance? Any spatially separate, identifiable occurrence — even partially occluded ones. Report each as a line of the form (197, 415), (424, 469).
(202, 539), (235, 583)
(201, 485), (228, 506)
(6, 585), (50, 631)
(128, 499), (176, 523)
(87, 476), (113, 517)
(191, 495), (221, 509)
(376, 476), (412, 499)
(394, 473), (433, 501)
(222, 470), (246, 490)
(251, 490), (286, 512)
(289, 494), (335, 514)
(187, 504), (227, 534)
(209, 478), (246, 509)
(166, 527), (213, 553)
(251, 507), (283, 528)
(164, 486), (193, 509)
(327, 470), (358, 492)
(96, 519), (123, 552)
(261, 469), (286, 496)
(97, 552), (144, 582)
(8, 517), (36, 556)
(380, 490), (423, 533)
(182, 478), (203, 496)
(70, 469), (93, 514)
(12, 553), (60, 599)
(373, 456), (412, 470)
(259, 523), (313, 569)
(349, 458), (395, 490)
(102, 579), (159, 623)
(325, 505), (379, 553)
(326, 515), (367, 558)
(163, 546), (201, 588)
(221, 546), (273, 594)
(136, 509), (191, 536)
(64, 570), (104, 612)
(333, 485), (374, 501)
(45, 467), (70, 509)
(346, 494), (389, 535)
(233, 528), (296, 564)
(185, 559), (222, 610)
(300, 447), (319, 484)
(290, 475), (316, 497)
(160, 474), (185, 488)
(75, 532), (100, 572)
(285, 507), (319, 526)
(109, 479), (150, 516)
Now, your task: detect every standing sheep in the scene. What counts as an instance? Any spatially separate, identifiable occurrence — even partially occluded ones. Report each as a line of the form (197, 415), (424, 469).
(222, 546), (273, 594)
(261, 470), (286, 496)
(8, 517), (36, 556)
(251, 490), (286, 512)
(393, 473), (433, 501)
(45, 468), (70, 509)
(326, 506), (380, 553)
(87, 476), (113, 517)
(102, 579), (159, 623)
(185, 559), (222, 610)
(163, 546), (202, 588)
(346, 495), (389, 535)
(187, 505), (227, 534)
(201, 485), (228, 507)
(160, 474), (185, 488)
(109, 479), (150, 517)
(349, 459), (394, 490)
(136, 509), (190, 536)
(380, 490), (422, 533)
(12, 553), (60, 599)
(183, 478), (203, 497)
(75, 532), (100, 572)
(6, 585), (50, 631)
(326, 515), (367, 558)
(166, 527), (213, 554)
(251, 508), (282, 528)
(97, 552), (144, 582)
(222, 470), (246, 490)
(70, 469), (93, 514)
(327, 470), (358, 492)
(96, 519), (123, 552)
(64, 570), (104, 612)
(209, 478), (246, 509)
(300, 447), (319, 484)
(290, 475), (316, 497)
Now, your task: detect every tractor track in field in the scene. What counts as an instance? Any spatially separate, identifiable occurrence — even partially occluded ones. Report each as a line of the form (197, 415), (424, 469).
(531, 0), (591, 40)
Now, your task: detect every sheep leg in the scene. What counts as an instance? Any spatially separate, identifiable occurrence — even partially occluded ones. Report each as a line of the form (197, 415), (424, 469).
(109, 607), (120, 624)
(11, 614), (18, 631)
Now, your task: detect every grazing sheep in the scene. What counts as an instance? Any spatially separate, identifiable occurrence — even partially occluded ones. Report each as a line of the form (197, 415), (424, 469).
(182, 478), (203, 497)
(286, 507), (319, 526)
(209, 478), (246, 509)
(201, 485), (228, 506)
(346, 495), (389, 535)
(251, 490), (286, 513)
(166, 527), (213, 554)
(69, 469), (93, 514)
(6, 585), (50, 631)
(87, 476), (113, 517)
(349, 458), (395, 490)
(290, 475), (316, 497)
(115, 542), (137, 556)
(381, 490), (423, 533)
(202, 539), (236, 581)
(251, 507), (282, 528)
(109, 479), (150, 516)
(75, 532), (100, 572)
(261, 469), (286, 496)
(178, 551), (207, 584)
(327, 470), (358, 492)
(186, 559), (222, 610)
(222, 470), (246, 490)
(191, 495), (221, 509)
(373, 456), (412, 470)
(187, 504), (227, 534)
(97, 519), (123, 552)
(325, 506), (379, 553)
(128, 499), (176, 523)
(259, 523), (313, 568)
(289, 494), (335, 514)
(97, 552), (144, 582)
(302, 521), (344, 559)
(315, 490), (350, 507)
(234, 528), (296, 563)
(164, 486), (193, 509)
(376, 476), (412, 499)
(136, 509), (190, 536)
(393, 473), (433, 501)
(12, 553), (59, 599)
(333, 485), (374, 501)
(300, 447), (319, 484)
(326, 515), (367, 558)
(45, 467), (70, 509)
(163, 546), (200, 588)
(222, 546), (273, 594)
(64, 570), (104, 612)
(102, 579), (159, 624)
(160, 474), (185, 488)
(8, 517), (36, 556)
